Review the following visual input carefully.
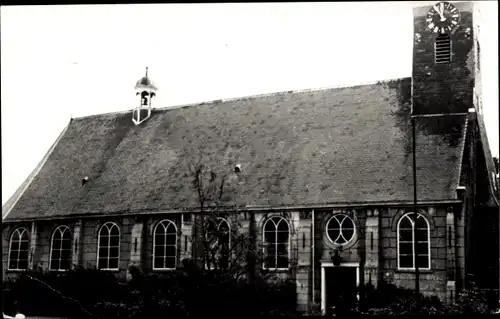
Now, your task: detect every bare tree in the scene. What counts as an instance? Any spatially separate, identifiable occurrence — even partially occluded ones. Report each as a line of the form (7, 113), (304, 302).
(188, 161), (257, 283)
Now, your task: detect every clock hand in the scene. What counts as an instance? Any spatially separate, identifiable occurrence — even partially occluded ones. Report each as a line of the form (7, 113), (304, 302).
(439, 3), (447, 22)
(434, 4), (446, 21)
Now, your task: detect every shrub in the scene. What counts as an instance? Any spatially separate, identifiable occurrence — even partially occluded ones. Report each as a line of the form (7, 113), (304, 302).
(4, 265), (297, 318)
(360, 282), (494, 316)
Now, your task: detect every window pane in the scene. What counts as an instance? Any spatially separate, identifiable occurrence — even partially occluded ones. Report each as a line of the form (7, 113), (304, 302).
(336, 235), (347, 244)
(165, 234), (176, 246)
(328, 217), (341, 230)
(399, 230), (412, 241)
(98, 247), (108, 258)
(276, 243), (287, 255)
(342, 228), (354, 241)
(109, 236), (120, 247)
(264, 230), (275, 243)
(52, 238), (62, 249)
(51, 260), (60, 270)
(20, 240), (29, 251)
(155, 233), (165, 246)
(51, 249), (61, 261)
(264, 255), (276, 269)
(399, 216), (412, 229)
(9, 259), (17, 270)
(264, 221), (276, 233)
(154, 257), (164, 269)
(219, 233), (229, 244)
(165, 245), (176, 258)
(108, 258), (119, 269)
(10, 240), (20, 251)
(62, 249), (72, 263)
(399, 242), (413, 255)
(415, 230), (428, 242)
(60, 257), (72, 270)
(18, 259), (28, 270)
(165, 257), (176, 269)
(277, 219), (288, 232)
(154, 246), (164, 258)
(109, 247), (119, 258)
(416, 242), (429, 255)
(415, 216), (428, 229)
(342, 215), (353, 226)
(98, 258), (108, 269)
(19, 249), (29, 262)
(328, 229), (340, 242)
(10, 249), (20, 261)
(266, 243), (276, 257)
(62, 239), (72, 251)
(277, 230), (289, 243)
(277, 255), (289, 268)
(109, 226), (120, 237)
(416, 255), (430, 269)
(399, 255), (413, 268)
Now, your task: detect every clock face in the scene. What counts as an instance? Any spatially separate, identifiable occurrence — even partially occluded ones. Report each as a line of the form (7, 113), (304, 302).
(426, 2), (461, 34)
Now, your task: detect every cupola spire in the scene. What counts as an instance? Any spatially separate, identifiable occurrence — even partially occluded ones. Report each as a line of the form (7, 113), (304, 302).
(132, 67), (157, 125)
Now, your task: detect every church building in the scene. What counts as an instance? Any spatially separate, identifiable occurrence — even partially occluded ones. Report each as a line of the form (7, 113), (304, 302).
(2, 1), (498, 315)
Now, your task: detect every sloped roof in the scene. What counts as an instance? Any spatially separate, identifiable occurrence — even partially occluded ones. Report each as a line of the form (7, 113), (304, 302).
(3, 78), (469, 220)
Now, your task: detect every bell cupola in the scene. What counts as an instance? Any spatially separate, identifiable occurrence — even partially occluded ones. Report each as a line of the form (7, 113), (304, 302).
(133, 67), (157, 125)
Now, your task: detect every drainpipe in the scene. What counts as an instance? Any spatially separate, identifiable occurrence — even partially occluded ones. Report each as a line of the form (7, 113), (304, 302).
(311, 209), (315, 306)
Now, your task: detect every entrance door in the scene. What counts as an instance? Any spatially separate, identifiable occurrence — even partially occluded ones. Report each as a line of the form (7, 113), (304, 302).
(325, 267), (357, 315)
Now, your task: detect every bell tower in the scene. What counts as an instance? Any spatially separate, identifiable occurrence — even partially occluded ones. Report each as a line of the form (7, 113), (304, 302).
(133, 67), (158, 125)
(412, 1), (481, 116)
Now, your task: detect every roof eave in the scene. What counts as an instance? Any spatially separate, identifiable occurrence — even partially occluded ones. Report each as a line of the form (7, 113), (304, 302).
(1, 199), (463, 223)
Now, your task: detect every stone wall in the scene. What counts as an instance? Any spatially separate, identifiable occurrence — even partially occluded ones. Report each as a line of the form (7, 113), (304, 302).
(2, 203), (467, 312)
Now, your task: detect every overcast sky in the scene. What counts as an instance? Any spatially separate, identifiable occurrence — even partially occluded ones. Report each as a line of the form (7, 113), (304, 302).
(1, 1), (498, 205)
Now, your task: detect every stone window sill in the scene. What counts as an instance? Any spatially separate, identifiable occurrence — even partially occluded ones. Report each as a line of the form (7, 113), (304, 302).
(396, 268), (433, 274)
(6, 269), (28, 273)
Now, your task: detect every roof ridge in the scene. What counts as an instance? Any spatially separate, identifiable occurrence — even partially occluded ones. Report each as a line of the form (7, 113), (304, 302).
(152, 77), (410, 112)
(71, 77), (411, 120)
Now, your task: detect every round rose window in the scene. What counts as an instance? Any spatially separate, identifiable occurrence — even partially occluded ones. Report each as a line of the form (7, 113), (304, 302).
(326, 214), (356, 245)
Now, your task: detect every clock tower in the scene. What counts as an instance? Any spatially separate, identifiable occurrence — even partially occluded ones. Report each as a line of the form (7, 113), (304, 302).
(412, 1), (482, 116)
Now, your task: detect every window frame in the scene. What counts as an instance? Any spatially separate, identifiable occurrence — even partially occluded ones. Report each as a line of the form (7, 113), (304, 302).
(96, 222), (121, 271)
(262, 216), (291, 271)
(152, 219), (178, 271)
(8, 227), (30, 271)
(49, 225), (73, 271)
(325, 213), (356, 246)
(397, 212), (431, 271)
(205, 217), (232, 270)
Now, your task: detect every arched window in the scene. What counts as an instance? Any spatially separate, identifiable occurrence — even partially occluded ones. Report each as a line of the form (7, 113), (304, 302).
(263, 216), (290, 270)
(153, 220), (177, 270)
(50, 226), (72, 271)
(397, 213), (431, 270)
(8, 227), (30, 270)
(326, 214), (356, 245)
(206, 218), (231, 270)
(97, 222), (120, 270)
(435, 34), (451, 64)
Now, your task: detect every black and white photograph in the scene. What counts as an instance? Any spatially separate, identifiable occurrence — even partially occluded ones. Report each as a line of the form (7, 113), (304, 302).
(1, 1), (499, 318)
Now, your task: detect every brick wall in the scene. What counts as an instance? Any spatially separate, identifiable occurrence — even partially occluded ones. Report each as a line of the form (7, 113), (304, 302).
(412, 2), (476, 116)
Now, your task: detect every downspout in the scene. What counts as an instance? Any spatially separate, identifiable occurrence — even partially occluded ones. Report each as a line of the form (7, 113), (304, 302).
(311, 209), (315, 306)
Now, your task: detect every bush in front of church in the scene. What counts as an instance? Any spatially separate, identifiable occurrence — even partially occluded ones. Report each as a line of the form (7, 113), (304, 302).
(359, 282), (492, 316)
(3, 263), (297, 319)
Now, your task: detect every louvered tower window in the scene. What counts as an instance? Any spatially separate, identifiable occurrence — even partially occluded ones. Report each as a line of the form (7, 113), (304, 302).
(435, 34), (452, 64)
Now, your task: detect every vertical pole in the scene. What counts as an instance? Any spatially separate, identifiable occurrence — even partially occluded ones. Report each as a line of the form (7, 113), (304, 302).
(497, 171), (500, 310)
(412, 116), (420, 295)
